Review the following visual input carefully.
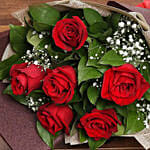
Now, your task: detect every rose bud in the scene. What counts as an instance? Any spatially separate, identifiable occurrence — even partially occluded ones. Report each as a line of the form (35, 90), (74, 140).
(52, 16), (88, 51)
(78, 108), (121, 140)
(101, 64), (150, 106)
(10, 63), (46, 95)
(42, 65), (76, 104)
(37, 103), (73, 135)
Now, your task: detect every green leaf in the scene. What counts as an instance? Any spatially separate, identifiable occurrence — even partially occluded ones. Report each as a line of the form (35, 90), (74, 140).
(88, 138), (106, 150)
(111, 13), (121, 30)
(113, 124), (125, 136)
(28, 89), (45, 99)
(0, 55), (19, 80)
(125, 103), (145, 134)
(80, 82), (89, 97)
(88, 28), (112, 41)
(36, 121), (54, 149)
(96, 65), (110, 74)
(140, 62), (150, 83)
(10, 25), (29, 56)
(87, 86), (99, 105)
(89, 21), (108, 33)
(96, 100), (127, 117)
(72, 103), (85, 117)
(68, 89), (81, 104)
(78, 56), (102, 85)
(79, 129), (87, 143)
(70, 119), (77, 136)
(144, 88), (150, 101)
(99, 50), (125, 66)
(29, 4), (60, 26)
(84, 8), (103, 25)
(26, 29), (43, 47)
(96, 99), (107, 110)
(33, 21), (51, 32)
(86, 39), (105, 67)
(3, 84), (27, 105)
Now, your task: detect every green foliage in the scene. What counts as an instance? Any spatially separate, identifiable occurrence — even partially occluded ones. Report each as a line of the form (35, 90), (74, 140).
(125, 103), (145, 134)
(0, 55), (19, 80)
(72, 103), (85, 117)
(29, 4), (60, 28)
(79, 129), (87, 143)
(84, 8), (103, 25)
(111, 13), (122, 30)
(87, 86), (100, 105)
(10, 25), (30, 56)
(89, 21), (108, 33)
(99, 50), (125, 66)
(68, 89), (81, 104)
(86, 39), (105, 67)
(78, 56), (101, 85)
(140, 63), (150, 101)
(3, 84), (27, 105)
(113, 124), (125, 136)
(96, 100), (127, 118)
(36, 121), (55, 149)
(88, 138), (106, 150)
(26, 29), (43, 47)
(79, 82), (89, 96)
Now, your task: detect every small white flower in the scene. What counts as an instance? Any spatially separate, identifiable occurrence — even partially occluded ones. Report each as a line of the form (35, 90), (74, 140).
(116, 39), (120, 45)
(34, 60), (39, 65)
(143, 66), (147, 69)
(119, 50), (124, 55)
(39, 34), (43, 39)
(93, 82), (97, 87)
(132, 24), (137, 29)
(127, 21), (131, 26)
(44, 44), (48, 49)
(32, 31), (36, 35)
(122, 45), (127, 50)
(55, 55), (58, 59)
(26, 50), (31, 55)
(90, 56), (94, 60)
(118, 22), (125, 28)
(106, 37), (112, 43)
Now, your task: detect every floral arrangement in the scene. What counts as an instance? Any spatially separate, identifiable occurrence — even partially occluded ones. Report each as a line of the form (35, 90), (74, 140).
(1, 3), (150, 150)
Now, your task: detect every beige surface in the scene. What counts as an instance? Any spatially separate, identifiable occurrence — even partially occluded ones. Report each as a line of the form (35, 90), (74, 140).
(0, 0), (142, 32)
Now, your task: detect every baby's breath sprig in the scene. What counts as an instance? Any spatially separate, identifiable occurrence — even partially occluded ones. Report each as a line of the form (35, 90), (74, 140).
(106, 16), (150, 66)
(26, 96), (49, 112)
(136, 100), (150, 128)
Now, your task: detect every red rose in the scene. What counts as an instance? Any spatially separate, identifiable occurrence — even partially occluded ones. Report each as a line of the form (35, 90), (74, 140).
(37, 103), (73, 135)
(52, 16), (88, 51)
(10, 63), (46, 95)
(78, 108), (121, 140)
(43, 66), (76, 104)
(137, 0), (150, 9)
(101, 64), (150, 106)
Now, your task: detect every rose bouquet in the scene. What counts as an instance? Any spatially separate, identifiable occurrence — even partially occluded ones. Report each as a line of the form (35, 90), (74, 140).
(1, 0), (150, 149)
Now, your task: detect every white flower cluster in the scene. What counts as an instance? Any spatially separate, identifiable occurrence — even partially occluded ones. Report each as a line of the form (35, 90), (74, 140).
(92, 79), (102, 88)
(26, 96), (48, 112)
(136, 101), (150, 128)
(22, 47), (51, 70)
(106, 16), (150, 66)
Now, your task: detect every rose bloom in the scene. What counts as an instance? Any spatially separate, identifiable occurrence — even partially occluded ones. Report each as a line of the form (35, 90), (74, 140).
(101, 64), (150, 106)
(10, 63), (45, 95)
(78, 108), (121, 140)
(43, 66), (76, 104)
(137, 0), (150, 9)
(52, 16), (88, 51)
(37, 103), (73, 135)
